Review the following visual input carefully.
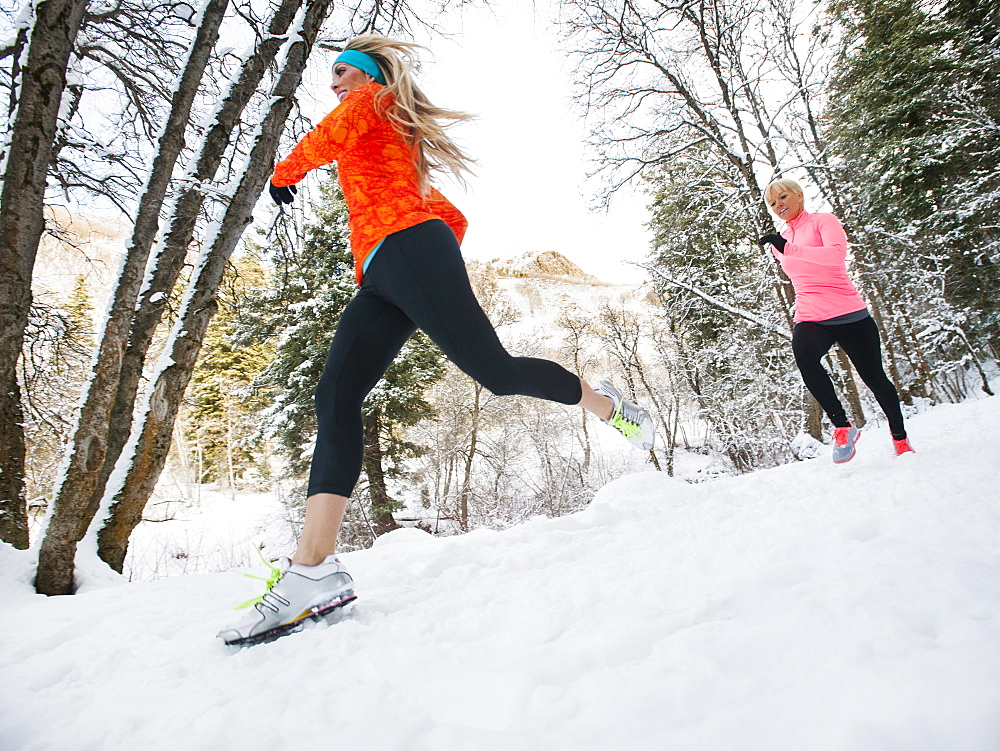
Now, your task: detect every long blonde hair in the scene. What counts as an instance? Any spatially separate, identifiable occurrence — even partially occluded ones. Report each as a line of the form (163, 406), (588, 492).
(342, 35), (475, 194)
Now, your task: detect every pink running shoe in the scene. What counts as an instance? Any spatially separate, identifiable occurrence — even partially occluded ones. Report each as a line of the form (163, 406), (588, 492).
(832, 424), (860, 464)
(892, 437), (914, 455)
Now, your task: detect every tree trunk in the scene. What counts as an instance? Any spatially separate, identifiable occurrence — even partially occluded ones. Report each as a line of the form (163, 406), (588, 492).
(362, 410), (399, 536)
(89, 0), (308, 524)
(804, 393), (823, 441)
(864, 289), (906, 389)
(0, 0), (89, 550)
(459, 384), (482, 532)
(94, 0), (337, 572)
(34, 0), (229, 595)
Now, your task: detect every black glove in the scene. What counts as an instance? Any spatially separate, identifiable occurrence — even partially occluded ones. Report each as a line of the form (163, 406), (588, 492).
(758, 233), (786, 252)
(269, 182), (297, 205)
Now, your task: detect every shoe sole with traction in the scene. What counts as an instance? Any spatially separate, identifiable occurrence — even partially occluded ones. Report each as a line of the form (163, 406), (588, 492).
(222, 591), (357, 647)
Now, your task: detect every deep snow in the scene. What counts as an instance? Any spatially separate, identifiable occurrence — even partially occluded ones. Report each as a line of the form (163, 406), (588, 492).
(2, 396), (999, 750)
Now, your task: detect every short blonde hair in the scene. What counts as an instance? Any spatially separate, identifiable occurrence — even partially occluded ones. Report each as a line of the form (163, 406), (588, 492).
(764, 178), (804, 205)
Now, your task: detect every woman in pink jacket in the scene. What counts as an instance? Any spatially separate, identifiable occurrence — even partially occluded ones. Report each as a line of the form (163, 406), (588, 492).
(759, 178), (914, 463)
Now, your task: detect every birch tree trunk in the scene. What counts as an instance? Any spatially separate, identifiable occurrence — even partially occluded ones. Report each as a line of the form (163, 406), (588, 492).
(0, 0), (89, 549)
(34, 0), (229, 595)
(95, 0), (337, 572)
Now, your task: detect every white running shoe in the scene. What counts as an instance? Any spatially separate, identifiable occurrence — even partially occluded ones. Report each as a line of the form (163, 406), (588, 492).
(217, 554), (355, 646)
(832, 424), (860, 464)
(594, 378), (656, 451)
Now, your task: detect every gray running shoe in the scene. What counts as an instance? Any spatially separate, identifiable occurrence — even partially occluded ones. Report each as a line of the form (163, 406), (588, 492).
(832, 424), (860, 464)
(594, 378), (656, 451)
(217, 554), (355, 646)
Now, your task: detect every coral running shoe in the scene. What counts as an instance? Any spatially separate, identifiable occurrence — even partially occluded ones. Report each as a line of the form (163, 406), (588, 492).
(832, 424), (860, 464)
(892, 437), (914, 455)
(217, 554), (355, 647)
(594, 378), (656, 451)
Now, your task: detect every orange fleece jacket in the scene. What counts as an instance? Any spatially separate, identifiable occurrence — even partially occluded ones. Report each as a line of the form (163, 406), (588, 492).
(272, 81), (468, 284)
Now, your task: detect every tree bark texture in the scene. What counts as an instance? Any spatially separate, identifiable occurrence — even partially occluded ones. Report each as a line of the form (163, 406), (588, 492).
(34, 0), (230, 594)
(89, 0), (307, 542)
(362, 410), (400, 536)
(832, 346), (867, 428)
(459, 384), (482, 533)
(95, 0), (337, 572)
(0, 0), (89, 550)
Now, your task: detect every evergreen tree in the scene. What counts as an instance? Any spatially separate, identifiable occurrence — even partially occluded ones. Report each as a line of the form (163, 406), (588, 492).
(64, 276), (96, 351)
(645, 152), (778, 345)
(826, 0), (1000, 351)
(187, 257), (275, 489)
(242, 178), (357, 477)
(644, 157), (805, 469)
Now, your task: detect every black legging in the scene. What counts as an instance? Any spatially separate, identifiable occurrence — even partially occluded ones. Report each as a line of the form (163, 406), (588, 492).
(307, 219), (583, 497)
(792, 315), (906, 439)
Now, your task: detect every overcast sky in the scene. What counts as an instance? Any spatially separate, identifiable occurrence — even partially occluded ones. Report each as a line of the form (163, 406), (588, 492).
(417, 3), (653, 284)
(300, 2), (654, 284)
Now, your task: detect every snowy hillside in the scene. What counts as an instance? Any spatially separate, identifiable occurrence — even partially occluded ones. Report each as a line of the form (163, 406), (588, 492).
(478, 251), (657, 336)
(32, 207), (130, 307)
(2, 395), (999, 750)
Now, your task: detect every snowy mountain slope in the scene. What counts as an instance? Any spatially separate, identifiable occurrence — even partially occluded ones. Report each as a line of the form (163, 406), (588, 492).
(32, 207), (130, 308)
(2, 396), (999, 750)
(486, 256), (656, 335)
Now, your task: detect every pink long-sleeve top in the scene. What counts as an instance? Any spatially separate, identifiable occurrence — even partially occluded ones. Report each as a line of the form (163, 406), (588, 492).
(773, 210), (867, 323)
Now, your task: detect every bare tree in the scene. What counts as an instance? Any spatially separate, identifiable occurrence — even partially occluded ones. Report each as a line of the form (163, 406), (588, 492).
(1, 0), (211, 549)
(556, 306), (598, 475)
(89, 0), (343, 577)
(34, 0), (231, 594)
(90, 0), (315, 564)
(0, 0), (90, 549)
(50, 0), (196, 210)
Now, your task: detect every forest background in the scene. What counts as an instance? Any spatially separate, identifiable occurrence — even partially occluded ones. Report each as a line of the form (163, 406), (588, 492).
(1, 0), (997, 593)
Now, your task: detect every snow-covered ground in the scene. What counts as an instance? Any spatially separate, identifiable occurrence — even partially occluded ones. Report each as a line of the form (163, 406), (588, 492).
(3, 395), (999, 750)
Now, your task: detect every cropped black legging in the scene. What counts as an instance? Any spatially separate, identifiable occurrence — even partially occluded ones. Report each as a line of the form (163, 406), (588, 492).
(792, 315), (906, 439)
(307, 219), (583, 497)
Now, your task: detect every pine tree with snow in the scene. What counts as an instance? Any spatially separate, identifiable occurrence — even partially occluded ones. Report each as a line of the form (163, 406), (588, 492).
(825, 0), (1000, 350)
(187, 256), (275, 489)
(241, 178), (357, 478)
(644, 159), (805, 470)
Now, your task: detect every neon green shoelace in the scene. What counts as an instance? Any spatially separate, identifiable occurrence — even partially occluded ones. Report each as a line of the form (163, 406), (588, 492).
(609, 411), (642, 439)
(234, 547), (283, 610)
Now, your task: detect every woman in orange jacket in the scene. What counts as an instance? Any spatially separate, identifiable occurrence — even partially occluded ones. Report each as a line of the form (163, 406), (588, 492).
(219, 36), (656, 646)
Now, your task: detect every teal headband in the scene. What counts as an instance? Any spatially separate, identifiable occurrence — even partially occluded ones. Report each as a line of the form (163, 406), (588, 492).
(334, 50), (386, 85)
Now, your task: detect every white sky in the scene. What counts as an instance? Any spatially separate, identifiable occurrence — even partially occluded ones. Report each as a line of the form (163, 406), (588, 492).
(62, 2), (654, 285)
(414, 4), (653, 284)
(304, 2), (654, 284)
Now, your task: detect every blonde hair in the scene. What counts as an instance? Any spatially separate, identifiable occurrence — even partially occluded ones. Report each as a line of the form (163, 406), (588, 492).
(764, 178), (804, 205)
(342, 35), (475, 194)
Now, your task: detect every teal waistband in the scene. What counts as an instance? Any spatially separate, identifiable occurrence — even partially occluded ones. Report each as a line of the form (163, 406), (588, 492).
(362, 239), (384, 275)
